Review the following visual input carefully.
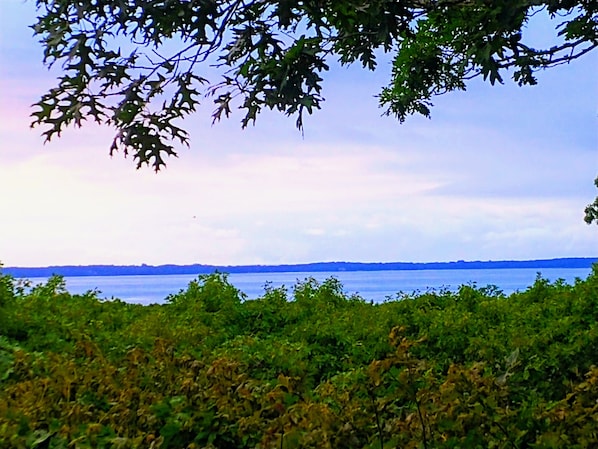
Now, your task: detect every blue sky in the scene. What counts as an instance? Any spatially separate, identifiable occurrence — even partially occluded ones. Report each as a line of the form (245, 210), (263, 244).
(0, 1), (596, 267)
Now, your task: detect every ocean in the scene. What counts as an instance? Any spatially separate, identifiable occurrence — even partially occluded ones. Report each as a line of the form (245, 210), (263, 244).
(19, 267), (593, 305)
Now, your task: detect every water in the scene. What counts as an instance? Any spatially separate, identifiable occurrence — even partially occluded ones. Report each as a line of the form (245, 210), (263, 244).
(20, 267), (592, 305)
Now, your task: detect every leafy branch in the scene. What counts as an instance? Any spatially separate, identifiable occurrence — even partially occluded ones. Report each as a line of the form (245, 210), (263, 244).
(30, 0), (597, 170)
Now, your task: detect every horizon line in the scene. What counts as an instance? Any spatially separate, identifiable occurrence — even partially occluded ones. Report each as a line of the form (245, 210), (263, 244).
(2, 257), (597, 277)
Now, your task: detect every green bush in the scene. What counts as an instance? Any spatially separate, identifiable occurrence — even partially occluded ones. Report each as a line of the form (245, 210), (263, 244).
(1, 268), (597, 448)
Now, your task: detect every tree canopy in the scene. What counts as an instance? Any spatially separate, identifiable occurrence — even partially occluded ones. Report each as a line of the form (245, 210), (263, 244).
(26, 1), (598, 224)
(30, 0), (597, 170)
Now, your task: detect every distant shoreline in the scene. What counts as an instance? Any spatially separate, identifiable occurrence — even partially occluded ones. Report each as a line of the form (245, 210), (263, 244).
(3, 257), (596, 278)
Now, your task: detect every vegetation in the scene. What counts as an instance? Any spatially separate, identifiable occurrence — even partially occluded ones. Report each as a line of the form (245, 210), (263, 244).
(1, 267), (597, 448)
(31, 0), (597, 171)
(584, 177), (598, 226)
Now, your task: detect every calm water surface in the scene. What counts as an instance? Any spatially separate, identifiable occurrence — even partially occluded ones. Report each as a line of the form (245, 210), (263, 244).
(22, 267), (592, 305)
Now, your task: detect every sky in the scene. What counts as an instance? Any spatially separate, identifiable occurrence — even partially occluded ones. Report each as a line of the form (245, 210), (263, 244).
(0, 1), (596, 267)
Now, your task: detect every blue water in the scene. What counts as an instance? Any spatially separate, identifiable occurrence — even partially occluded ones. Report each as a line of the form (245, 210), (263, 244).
(20, 267), (592, 305)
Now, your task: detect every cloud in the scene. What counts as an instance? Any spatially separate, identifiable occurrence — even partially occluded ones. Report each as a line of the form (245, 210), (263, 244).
(1, 0), (596, 267)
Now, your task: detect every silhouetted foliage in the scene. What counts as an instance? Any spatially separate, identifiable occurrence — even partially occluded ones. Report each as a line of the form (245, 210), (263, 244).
(31, 0), (597, 170)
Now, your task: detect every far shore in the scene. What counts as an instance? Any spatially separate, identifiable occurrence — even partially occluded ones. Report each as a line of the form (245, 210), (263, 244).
(3, 257), (597, 278)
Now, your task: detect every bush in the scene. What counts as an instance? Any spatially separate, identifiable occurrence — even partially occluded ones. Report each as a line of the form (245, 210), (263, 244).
(1, 270), (597, 448)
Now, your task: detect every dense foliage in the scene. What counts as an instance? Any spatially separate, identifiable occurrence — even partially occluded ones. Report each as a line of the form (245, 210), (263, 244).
(1, 267), (597, 448)
(31, 0), (597, 170)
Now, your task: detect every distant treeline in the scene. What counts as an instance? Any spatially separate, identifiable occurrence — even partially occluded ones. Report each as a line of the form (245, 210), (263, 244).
(3, 257), (597, 278)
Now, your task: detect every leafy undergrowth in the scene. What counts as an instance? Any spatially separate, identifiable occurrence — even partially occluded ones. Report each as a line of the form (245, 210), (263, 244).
(1, 267), (597, 448)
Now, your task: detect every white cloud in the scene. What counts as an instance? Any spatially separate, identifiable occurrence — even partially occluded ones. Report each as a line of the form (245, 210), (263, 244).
(1, 0), (596, 267)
